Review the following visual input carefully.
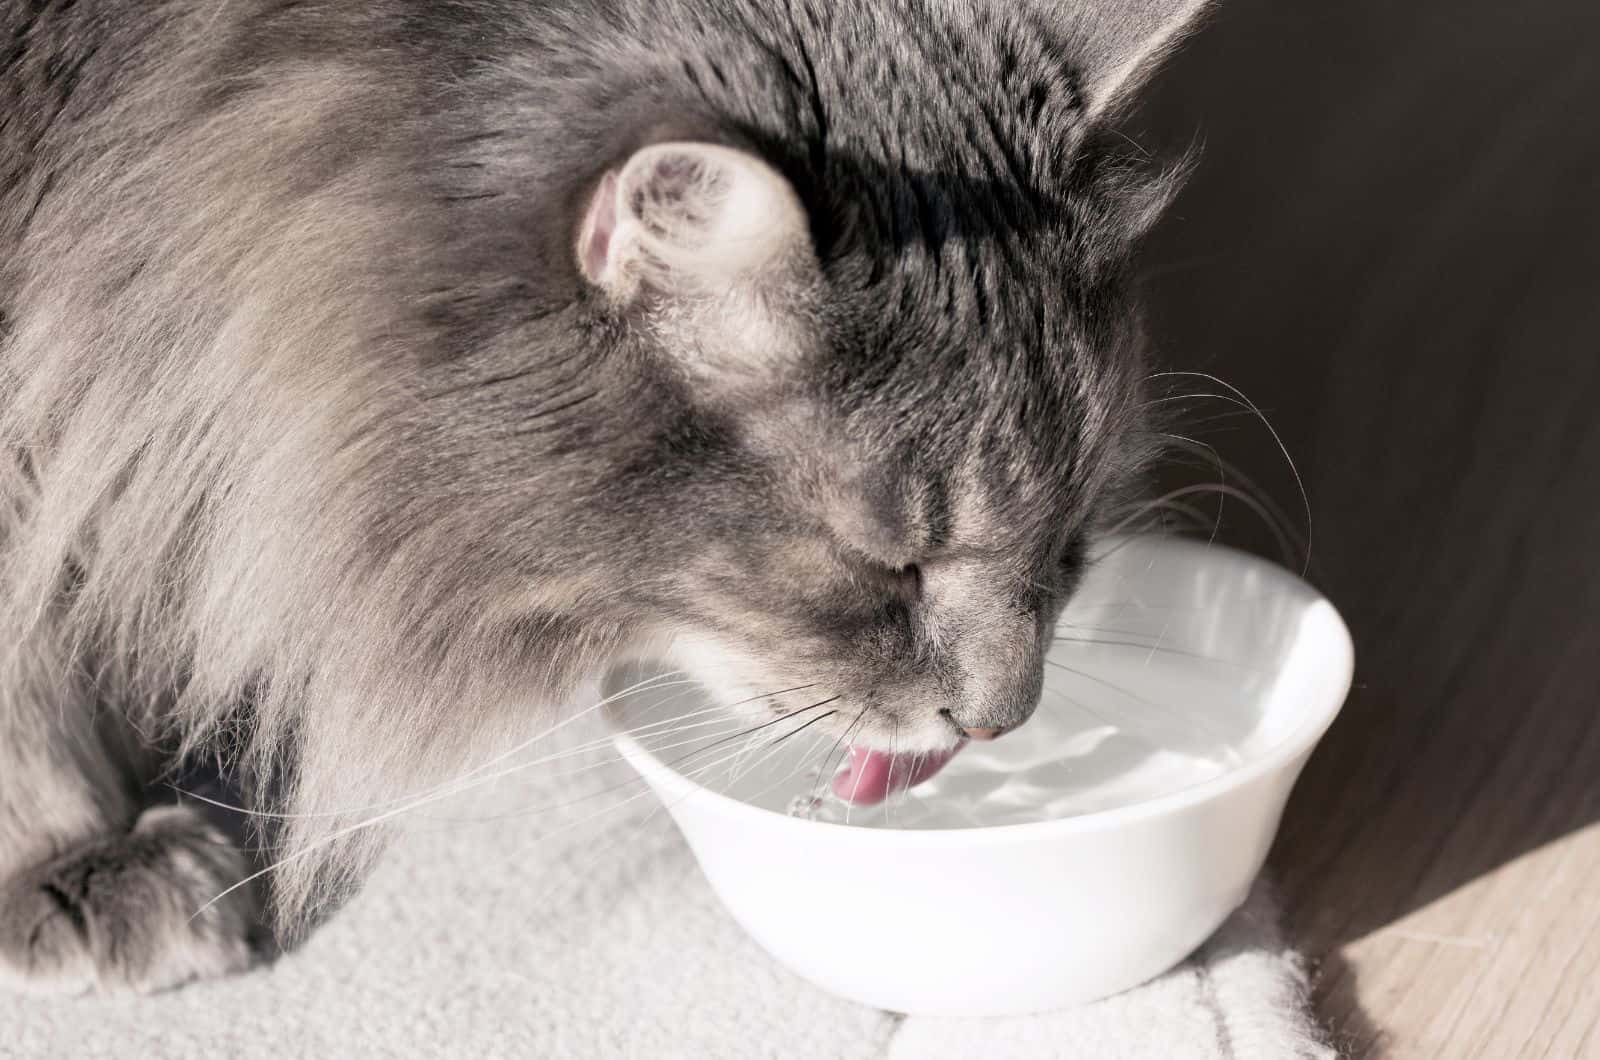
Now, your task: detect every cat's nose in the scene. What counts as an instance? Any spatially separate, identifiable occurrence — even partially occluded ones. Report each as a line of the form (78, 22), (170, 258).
(960, 725), (1008, 742)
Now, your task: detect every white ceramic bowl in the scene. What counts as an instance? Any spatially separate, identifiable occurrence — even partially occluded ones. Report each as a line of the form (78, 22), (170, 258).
(607, 536), (1353, 1016)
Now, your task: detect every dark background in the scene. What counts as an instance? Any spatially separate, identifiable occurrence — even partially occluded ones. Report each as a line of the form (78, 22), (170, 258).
(1132, 1), (1600, 1050)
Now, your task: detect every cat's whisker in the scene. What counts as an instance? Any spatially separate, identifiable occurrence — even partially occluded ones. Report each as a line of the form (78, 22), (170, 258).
(724, 708), (841, 788)
(424, 702), (833, 828)
(607, 703), (752, 743)
(886, 720), (900, 828)
(536, 721), (759, 785)
(1152, 432), (1307, 563)
(179, 676), (815, 824)
(209, 703), (777, 893)
(172, 668), (697, 822)
(1152, 431), (1227, 547)
(391, 682), (840, 827)
(410, 715), (718, 798)
(610, 681), (821, 746)
(724, 724), (773, 785)
(475, 696), (832, 825)
(1043, 659), (1233, 748)
(1100, 483), (1224, 539)
(727, 711), (824, 789)
(807, 712), (855, 806)
(718, 688), (832, 786)
(557, 708), (842, 879)
(727, 715), (851, 807)
(731, 740), (830, 810)
(657, 695), (842, 778)
(574, 705), (841, 848)
(447, 668), (687, 776)
(1020, 575), (1066, 597)
(843, 741), (870, 825)
(809, 707), (869, 807)
(385, 689), (839, 821)
(1138, 391), (1236, 410)
(1146, 370), (1313, 574)
(578, 691), (749, 751)
(1051, 634), (1226, 663)
(1102, 481), (1298, 568)
(1058, 618), (1178, 638)
(1041, 681), (1124, 732)
(192, 686), (831, 912)
(1112, 497), (1215, 535)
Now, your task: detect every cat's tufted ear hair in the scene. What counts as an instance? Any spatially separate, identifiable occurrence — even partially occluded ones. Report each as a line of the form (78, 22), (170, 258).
(577, 142), (813, 301)
(1054, 0), (1214, 122)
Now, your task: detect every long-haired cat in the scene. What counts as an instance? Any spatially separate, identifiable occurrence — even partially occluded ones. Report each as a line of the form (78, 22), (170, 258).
(0, 0), (1208, 994)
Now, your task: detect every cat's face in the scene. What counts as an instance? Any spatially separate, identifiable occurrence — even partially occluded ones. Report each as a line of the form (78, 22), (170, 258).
(565, 141), (1153, 754)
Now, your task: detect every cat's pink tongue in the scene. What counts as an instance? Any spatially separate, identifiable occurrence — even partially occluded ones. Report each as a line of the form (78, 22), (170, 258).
(831, 743), (964, 805)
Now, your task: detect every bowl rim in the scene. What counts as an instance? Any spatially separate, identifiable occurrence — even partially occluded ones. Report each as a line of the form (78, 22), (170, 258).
(606, 536), (1354, 846)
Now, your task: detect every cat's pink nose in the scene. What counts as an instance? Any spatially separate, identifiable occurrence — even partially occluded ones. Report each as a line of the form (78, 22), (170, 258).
(961, 726), (1006, 741)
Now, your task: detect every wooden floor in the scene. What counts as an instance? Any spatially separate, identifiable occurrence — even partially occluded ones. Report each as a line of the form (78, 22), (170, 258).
(1134, 2), (1600, 1055)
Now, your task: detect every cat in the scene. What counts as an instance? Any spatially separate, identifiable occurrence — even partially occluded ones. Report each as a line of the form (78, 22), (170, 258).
(0, 0), (1208, 994)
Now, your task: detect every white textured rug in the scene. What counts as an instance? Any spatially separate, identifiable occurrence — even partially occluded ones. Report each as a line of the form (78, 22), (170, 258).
(4, 716), (1332, 1059)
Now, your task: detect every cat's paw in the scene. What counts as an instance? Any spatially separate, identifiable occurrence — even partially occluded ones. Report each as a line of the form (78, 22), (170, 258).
(0, 804), (260, 996)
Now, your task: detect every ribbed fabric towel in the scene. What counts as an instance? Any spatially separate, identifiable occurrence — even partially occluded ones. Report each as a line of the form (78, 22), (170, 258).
(4, 717), (1332, 1059)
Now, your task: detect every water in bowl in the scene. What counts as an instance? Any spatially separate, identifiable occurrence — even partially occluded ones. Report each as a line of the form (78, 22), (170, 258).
(610, 636), (1267, 830)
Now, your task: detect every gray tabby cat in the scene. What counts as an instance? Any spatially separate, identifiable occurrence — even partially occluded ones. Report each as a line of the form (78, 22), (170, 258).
(0, 0), (1208, 994)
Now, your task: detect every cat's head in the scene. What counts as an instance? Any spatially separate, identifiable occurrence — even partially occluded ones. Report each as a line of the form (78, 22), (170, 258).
(574, 136), (1156, 755)
(397, 0), (1209, 756)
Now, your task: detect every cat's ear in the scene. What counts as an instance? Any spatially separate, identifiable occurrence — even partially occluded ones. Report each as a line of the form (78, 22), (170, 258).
(1057, 0), (1214, 121)
(577, 142), (812, 300)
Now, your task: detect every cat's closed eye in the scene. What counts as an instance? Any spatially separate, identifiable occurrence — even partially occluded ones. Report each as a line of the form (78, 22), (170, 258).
(891, 563), (924, 596)
(859, 561), (923, 602)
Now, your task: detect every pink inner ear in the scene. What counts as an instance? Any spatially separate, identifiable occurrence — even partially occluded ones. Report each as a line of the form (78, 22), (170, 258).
(579, 171), (619, 282)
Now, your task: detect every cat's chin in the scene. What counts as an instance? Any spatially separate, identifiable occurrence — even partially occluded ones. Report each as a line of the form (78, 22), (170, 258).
(655, 630), (967, 798)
